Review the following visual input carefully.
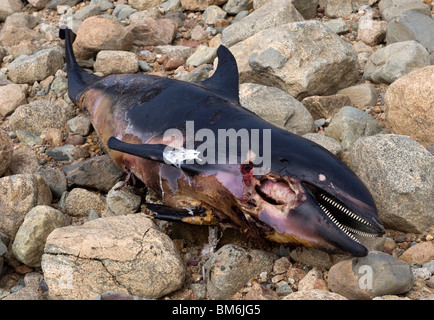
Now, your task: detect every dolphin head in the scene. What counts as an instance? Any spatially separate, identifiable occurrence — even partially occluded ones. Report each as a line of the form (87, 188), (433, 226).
(237, 132), (385, 257)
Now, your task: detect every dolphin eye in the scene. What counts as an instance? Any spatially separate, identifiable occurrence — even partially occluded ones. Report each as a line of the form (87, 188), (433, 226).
(255, 179), (295, 205)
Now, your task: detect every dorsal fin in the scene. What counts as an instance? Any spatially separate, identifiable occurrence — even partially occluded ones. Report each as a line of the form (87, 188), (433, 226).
(199, 45), (239, 102)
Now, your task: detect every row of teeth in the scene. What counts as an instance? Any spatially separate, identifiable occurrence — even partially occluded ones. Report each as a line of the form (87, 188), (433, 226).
(320, 194), (372, 227)
(319, 204), (361, 243)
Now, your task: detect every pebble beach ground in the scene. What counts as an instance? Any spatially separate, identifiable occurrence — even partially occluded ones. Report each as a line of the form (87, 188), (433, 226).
(0, 0), (433, 301)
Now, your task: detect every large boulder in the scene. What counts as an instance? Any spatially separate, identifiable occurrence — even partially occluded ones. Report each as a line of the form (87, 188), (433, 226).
(350, 134), (434, 233)
(384, 66), (434, 146)
(385, 10), (434, 52)
(230, 21), (359, 100)
(363, 40), (429, 84)
(41, 214), (185, 299)
(73, 16), (133, 59)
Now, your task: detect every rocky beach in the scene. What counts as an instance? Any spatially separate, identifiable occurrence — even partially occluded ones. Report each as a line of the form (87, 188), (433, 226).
(0, 0), (433, 301)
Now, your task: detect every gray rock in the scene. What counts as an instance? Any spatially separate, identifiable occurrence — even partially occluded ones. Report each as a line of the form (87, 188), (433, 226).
(202, 5), (227, 25)
(46, 145), (90, 161)
(231, 21), (359, 100)
(12, 205), (68, 267)
(221, 0), (303, 47)
(47, 0), (80, 9)
(9, 99), (74, 136)
(328, 251), (414, 299)
(291, 0), (319, 19)
(159, 0), (182, 12)
(379, 0), (431, 21)
(364, 40), (429, 84)
(72, 4), (102, 21)
(423, 260), (434, 274)
(0, 0), (23, 22)
(204, 244), (276, 299)
(62, 154), (124, 192)
(7, 48), (64, 84)
(15, 130), (41, 146)
(321, 0), (377, 18)
(154, 45), (194, 60)
(49, 76), (68, 96)
(174, 64), (212, 82)
(0, 174), (52, 239)
(223, 0), (253, 15)
(94, 50), (139, 75)
(323, 18), (349, 34)
(90, 0), (114, 11)
(302, 133), (343, 157)
(385, 10), (434, 52)
(0, 129), (13, 177)
(63, 187), (107, 217)
(36, 166), (68, 199)
(249, 48), (287, 71)
(186, 45), (217, 66)
(337, 83), (378, 108)
(117, 6), (138, 20)
(66, 114), (92, 136)
(239, 83), (314, 135)
(384, 65), (434, 146)
(350, 134), (434, 233)
(324, 106), (383, 153)
(106, 181), (142, 216)
(42, 214), (185, 299)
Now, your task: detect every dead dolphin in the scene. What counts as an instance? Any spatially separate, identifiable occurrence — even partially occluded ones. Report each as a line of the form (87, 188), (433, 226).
(60, 26), (384, 256)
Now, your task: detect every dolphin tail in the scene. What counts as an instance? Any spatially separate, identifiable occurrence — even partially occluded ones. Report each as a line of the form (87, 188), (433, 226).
(59, 26), (100, 104)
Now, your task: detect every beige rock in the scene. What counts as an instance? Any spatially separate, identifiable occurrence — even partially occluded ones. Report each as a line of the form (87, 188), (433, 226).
(0, 84), (27, 118)
(7, 48), (64, 84)
(399, 242), (434, 265)
(9, 100), (74, 136)
(8, 146), (39, 175)
(73, 16), (133, 60)
(63, 188), (107, 217)
(27, 0), (50, 9)
(0, 0), (23, 22)
(41, 214), (185, 299)
(301, 94), (353, 119)
(283, 289), (347, 300)
(384, 65), (434, 146)
(231, 21), (358, 100)
(0, 129), (13, 177)
(126, 18), (176, 46)
(357, 18), (387, 46)
(337, 83), (378, 108)
(94, 51), (139, 75)
(180, 0), (208, 11)
(0, 174), (52, 239)
(129, 0), (164, 10)
(12, 205), (68, 267)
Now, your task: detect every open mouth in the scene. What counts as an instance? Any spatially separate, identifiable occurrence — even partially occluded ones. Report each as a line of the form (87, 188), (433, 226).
(304, 183), (384, 244)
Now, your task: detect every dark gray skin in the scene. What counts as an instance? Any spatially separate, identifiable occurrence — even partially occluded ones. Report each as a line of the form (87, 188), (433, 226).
(60, 27), (384, 256)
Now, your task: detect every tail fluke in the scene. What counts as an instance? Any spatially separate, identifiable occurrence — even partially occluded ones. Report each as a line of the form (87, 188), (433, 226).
(60, 26), (100, 103)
